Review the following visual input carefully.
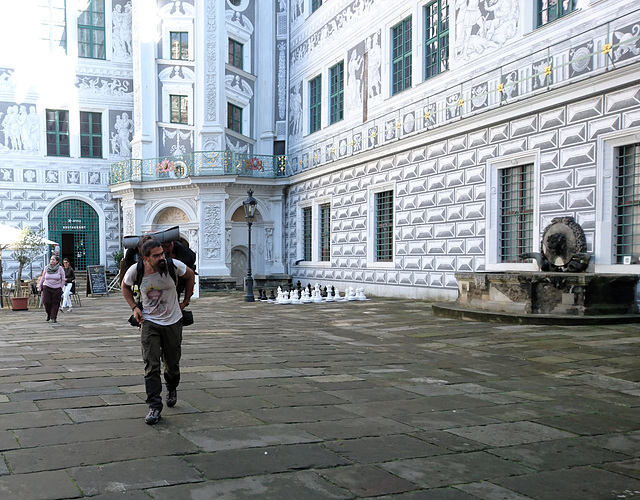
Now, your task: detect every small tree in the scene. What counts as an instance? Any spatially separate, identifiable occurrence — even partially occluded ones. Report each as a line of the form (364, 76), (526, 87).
(11, 228), (47, 296)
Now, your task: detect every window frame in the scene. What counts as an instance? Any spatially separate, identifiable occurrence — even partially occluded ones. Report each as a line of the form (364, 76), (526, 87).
(80, 111), (103, 158)
(228, 38), (244, 69)
(596, 127), (640, 273)
(391, 16), (412, 96)
(319, 202), (331, 262)
(367, 182), (396, 268)
(170, 94), (189, 125)
(77, 0), (106, 60)
(46, 109), (70, 157)
(329, 61), (344, 125)
(302, 206), (312, 262)
(486, 151), (540, 271)
(424, 0), (449, 81)
(311, 0), (323, 13)
(170, 31), (189, 61)
(227, 102), (243, 134)
(40, 0), (68, 54)
(536, 0), (577, 28)
(309, 74), (322, 134)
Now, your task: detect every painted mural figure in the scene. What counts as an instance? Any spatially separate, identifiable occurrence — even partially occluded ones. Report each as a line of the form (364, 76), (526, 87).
(265, 228), (273, 262)
(289, 83), (302, 136)
(112, 2), (133, 61)
(113, 112), (134, 158)
(347, 49), (363, 111)
(26, 106), (39, 153)
(367, 34), (381, 98)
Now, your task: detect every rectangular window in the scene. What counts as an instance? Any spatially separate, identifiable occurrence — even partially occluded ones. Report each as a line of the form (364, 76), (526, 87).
(311, 0), (322, 13)
(329, 61), (344, 125)
(228, 38), (243, 69)
(170, 95), (189, 124)
(375, 191), (394, 262)
(309, 75), (322, 134)
(392, 16), (412, 95)
(303, 207), (312, 261)
(537, 0), (577, 27)
(171, 32), (189, 60)
(39, 0), (67, 53)
(425, 0), (449, 80)
(500, 164), (534, 263)
(320, 203), (331, 261)
(80, 111), (102, 158)
(46, 109), (70, 157)
(227, 103), (242, 133)
(615, 144), (640, 264)
(78, 0), (105, 59)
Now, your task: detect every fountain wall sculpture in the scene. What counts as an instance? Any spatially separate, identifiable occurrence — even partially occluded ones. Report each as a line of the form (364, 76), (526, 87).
(434, 217), (639, 323)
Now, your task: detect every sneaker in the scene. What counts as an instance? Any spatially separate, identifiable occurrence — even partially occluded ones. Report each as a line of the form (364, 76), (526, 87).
(145, 408), (161, 425)
(68, 308), (73, 312)
(166, 390), (177, 408)
(52, 318), (57, 323)
(46, 316), (50, 322)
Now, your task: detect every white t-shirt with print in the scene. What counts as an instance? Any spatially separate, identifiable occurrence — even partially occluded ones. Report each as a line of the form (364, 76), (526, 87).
(124, 259), (188, 326)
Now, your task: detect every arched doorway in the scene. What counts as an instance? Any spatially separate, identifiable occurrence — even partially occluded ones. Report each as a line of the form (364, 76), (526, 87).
(230, 248), (247, 288)
(48, 200), (100, 271)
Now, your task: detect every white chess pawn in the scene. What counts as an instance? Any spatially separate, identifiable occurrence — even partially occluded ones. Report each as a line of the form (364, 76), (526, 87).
(291, 290), (300, 304)
(325, 288), (334, 302)
(347, 287), (357, 301)
(356, 287), (367, 300)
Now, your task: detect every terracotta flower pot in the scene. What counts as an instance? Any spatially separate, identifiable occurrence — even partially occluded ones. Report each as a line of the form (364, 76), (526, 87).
(11, 296), (29, 311)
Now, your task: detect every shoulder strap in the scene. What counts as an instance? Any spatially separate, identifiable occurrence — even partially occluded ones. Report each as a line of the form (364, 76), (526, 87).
(135, 259), (145, 289)
(165, 254), (177, 285)
(135, 255), (177, 286)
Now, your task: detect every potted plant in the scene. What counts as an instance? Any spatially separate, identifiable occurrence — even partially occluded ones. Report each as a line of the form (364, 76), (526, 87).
(10, 227), (46, 310)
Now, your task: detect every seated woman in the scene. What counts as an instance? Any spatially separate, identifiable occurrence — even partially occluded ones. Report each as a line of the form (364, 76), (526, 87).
(61, 258), (76, 312)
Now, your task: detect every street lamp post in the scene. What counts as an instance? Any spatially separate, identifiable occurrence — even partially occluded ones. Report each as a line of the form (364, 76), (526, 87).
(243, 189), (257, 302)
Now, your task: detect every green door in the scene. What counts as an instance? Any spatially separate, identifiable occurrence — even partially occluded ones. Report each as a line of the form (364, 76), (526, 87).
(48, 200), (100, 272)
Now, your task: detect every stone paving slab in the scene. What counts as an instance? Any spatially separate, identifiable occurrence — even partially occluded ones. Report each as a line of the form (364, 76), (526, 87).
(0, 292), (639, 498)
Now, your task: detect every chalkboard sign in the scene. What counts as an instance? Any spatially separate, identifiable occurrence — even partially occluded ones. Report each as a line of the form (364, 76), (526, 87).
(86, 265), (109, 296)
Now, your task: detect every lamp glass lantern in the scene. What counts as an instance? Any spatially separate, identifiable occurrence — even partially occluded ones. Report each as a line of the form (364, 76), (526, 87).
(243, 189), (257, 302)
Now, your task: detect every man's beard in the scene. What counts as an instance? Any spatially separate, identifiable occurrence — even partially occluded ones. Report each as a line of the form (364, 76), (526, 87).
(153, 259), (168, 274)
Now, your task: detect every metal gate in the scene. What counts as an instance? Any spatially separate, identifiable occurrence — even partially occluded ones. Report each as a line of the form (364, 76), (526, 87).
(48, 200), (100, 272)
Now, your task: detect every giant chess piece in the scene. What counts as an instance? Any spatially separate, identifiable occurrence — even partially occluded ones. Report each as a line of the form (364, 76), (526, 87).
(269, 289), (276, 301)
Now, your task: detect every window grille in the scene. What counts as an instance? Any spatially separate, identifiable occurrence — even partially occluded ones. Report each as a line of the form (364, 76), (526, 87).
(171, 32), (189, 60)
(615, 144), (640, 264)
(392, 17), (412, 95)
(39, 0), (67, 53)
(309, 75), (322, 134)
(330, 61), (344, 125)
(228, 38), (242, 68)
(303, 207), (312, 261)
(78, 0), (105, 59)
(425, 0), (449, 80)
(227, 103), (242, 133)
(80, 112), (102, 158)
(500, 164), (533, 262)
(376, 191), (394, 262)
(537, 0), (576, 27)
(320, 203), (331, 261)
(46, 109), (69, 157)
(170, 95), (189, 124)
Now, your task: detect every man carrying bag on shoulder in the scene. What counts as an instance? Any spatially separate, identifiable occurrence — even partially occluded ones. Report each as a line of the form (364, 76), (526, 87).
(121, 238), (195, 424)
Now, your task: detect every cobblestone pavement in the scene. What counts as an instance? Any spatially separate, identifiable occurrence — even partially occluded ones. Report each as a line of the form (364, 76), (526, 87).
(0, 292), (639, 499)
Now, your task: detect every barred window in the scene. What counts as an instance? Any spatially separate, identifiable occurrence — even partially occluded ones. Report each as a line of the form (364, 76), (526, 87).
(424, 0), (449, 80)
(392, 17), (412, 95)
(320, 203), (331, 261)
(375, 191), (394, 262)
(303, 207), (312, 261)
(615, 144), (640, 264)
(500, 164), (534, 262)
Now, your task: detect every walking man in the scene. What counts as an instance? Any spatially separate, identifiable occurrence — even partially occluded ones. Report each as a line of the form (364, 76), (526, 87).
(122, 238), (195, 424)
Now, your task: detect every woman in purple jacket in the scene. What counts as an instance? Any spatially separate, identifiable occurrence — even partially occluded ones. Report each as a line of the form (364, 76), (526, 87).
(37, 255), (65, 323)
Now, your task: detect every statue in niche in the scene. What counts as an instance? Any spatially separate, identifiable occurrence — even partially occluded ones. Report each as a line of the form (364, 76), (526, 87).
(265, 228), (273, 262)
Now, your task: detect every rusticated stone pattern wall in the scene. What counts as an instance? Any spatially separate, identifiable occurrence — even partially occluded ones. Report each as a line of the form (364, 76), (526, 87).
(285, 84), (640, 291)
